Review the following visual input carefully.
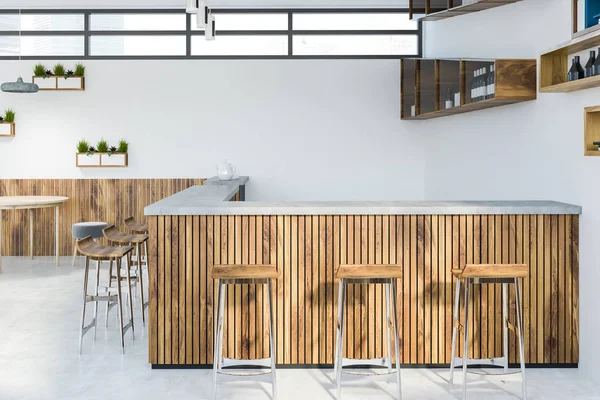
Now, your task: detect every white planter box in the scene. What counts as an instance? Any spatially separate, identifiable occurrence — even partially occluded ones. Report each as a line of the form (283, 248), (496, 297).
(33, 76), (57, 90)
(100, 153), (128, 167)
(58, 77), (85, 90)
(76, 153), (100, 167)
(0, 123), (15, 136)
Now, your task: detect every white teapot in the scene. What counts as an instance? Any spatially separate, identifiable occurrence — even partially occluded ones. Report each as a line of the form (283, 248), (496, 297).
(216, 160), (236, 181)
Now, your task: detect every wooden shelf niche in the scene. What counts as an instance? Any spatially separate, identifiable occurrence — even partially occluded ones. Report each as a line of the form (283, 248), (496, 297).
(584, 106), (600, 156)
(540, 32), (600, 93)
(401, 58), (537, 120)
(409, 0), (522, 21)
(33, 76), (85, 91)
(0, 122), (15, 137)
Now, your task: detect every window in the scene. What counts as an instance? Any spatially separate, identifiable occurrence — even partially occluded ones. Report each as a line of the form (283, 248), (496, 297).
(0, 9), (421, 59)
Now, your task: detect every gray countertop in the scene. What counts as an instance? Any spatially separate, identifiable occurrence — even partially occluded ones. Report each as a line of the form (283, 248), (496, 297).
(144, 177), (582, 216)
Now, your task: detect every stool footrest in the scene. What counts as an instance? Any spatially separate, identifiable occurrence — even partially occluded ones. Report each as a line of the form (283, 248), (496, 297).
(451, 356), (506, 368)
(86, 294), (118, 302)
(341, 357), (389, 368)
(81, 318), (96, 337)
(221, 357), (273, 369)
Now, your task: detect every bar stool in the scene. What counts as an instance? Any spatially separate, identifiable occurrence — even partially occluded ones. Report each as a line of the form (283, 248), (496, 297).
(211, 264), (279, 400)
(77, 236), (134, 354)
(449, 264), (528, 400)
(72, 222), (108, 266)
(334, 264), (403, 400)
(103, 225), (149, 327)
(124, 216), (149, 270)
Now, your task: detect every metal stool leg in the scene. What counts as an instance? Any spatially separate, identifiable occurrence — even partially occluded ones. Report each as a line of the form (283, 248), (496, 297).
(93, 259), (100, 340)
(72, 241), (77, 266)
(449, 277), (461, 385)
(390, 279), (402, 400)
(267, 279), (277, 400)
(105, 260), (114, 327)
(336, 279), (346, 400)
(116, 257), (125, 354)
(515, 278), (528, 400)
(502, 282), (509, 372)
(334, 278), (345, 383)
(385, 283), (393, 374)
(126, 253), (135, 338)
(212, 279), (224, 400)
(78, 256), (91, 354)
(462, 278), (471, 400)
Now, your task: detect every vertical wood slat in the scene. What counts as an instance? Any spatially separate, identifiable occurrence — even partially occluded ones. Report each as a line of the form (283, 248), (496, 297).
(147, 213), (580, 367)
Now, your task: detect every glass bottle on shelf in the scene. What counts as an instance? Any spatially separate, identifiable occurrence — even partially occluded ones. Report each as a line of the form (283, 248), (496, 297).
(568, 56), (585, 81)
(585, 51), (596, 78)
(471, 69), (477, 102)
(445, 88), (453, 109)
(481, 67), (488, 100)
(593, 48), (600, 76)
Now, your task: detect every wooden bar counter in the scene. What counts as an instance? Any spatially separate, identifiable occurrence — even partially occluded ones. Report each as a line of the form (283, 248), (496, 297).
(145, 178), (581, 368)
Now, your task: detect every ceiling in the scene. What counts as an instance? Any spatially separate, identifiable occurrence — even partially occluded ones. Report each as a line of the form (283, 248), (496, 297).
(0, 0), (410, 8)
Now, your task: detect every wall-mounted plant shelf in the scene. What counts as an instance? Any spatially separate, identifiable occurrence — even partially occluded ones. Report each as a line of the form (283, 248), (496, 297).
(0, 122), (15, 137)
(584, 106), (600, 156)
(401, 58), (537, 120)
(540, 32), (600, 93)
(76, 153), (128, 167)
(33, 76), (85, 91)
(409, 0), (522, 21)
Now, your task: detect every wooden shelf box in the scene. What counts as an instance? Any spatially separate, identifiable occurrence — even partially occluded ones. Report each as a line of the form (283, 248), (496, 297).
(540, 32), (600, 93)
(584, 106), (600, 156)
(401, 58), (536, 120)
(32, 76), (85, 91)
(410, 0), (522, 21)
(76, 153), (128, 167)
(0, 122), (15, 137)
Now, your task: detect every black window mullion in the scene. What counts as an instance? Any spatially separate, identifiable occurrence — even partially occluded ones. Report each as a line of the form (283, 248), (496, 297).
(288, 11), (293, 57)
(186, 12), (191, 56)
(84, 11), (90, 57)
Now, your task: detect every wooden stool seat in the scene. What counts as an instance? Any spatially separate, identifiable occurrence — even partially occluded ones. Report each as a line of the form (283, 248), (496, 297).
(211, 264), (280, 280)
(103, 225), (148, 244)
(336, 264), (402, 279)
(124, 216), (148, 233)
(452, 264), (528, 279)
(76, 236), (133, 260)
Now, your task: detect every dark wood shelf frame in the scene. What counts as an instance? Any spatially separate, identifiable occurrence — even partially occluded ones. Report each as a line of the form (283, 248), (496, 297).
(410, 0), (522, 21)
(401, 58), (537, 120)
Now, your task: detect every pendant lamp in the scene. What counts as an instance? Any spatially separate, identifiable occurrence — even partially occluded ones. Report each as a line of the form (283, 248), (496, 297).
(196, 1), (209, 28)
(205, 13), (215, 41)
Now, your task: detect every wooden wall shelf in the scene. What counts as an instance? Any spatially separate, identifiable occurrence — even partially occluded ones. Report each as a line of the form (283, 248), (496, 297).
(409, 0), (522, 21)
(540, 32), (600, 93)
(32, 76), (85, 91)
(584, 106), (600, 156)
(0, 122), (15, 137)
(76, 153), (128, 167)
(401, 58), (537, 121)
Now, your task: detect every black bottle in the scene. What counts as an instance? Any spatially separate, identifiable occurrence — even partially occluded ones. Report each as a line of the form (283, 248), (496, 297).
(593, 48), (600, 76)
(585, 51), (596, 78)
(568, 56), (585, 81)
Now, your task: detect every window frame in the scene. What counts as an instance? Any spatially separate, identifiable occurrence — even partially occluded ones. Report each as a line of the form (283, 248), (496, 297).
(0, 8), (422, 60)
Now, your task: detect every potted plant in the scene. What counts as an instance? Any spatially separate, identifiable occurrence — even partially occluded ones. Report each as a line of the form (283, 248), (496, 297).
(76, 139), (101, 167)
(58, 62), (85, 90)
(101, 139), (129, 167)
(32, 63), (57, 90)
(0, 109), (15, 136)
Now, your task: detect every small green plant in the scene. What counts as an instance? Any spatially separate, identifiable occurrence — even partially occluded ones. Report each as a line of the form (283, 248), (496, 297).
(117, 139), (129, 153)
(53, 63), (65, 77)
(77, 139), (89, 153)
(74, 63), (85, 77)
(33, 63), (46, 77)
(96, 139), (109, 153)
(4, 109), (15, 123)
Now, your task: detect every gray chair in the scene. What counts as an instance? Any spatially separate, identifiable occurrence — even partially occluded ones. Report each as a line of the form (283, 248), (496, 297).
(72, 222), (108, 266)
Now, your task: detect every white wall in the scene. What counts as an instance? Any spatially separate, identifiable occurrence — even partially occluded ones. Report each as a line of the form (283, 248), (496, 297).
(423, 0), (598, 378)
(0, 60), (425, 201)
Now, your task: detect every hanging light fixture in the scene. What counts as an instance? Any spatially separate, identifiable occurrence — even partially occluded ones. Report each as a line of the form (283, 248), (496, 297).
(196, 0), (209, 29)
(1, 10), (39, 94)
(205, 12), (215, 41)
(186, 0), (198, 13)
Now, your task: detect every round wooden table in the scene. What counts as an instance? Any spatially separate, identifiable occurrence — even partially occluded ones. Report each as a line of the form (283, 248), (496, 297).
(0, 196), (69, 271)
